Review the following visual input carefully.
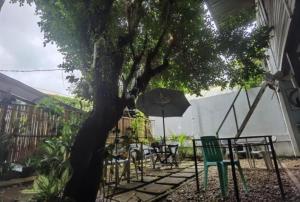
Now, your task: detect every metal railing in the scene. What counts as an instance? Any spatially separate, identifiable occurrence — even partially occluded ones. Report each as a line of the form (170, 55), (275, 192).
(216, 82), (268, 138)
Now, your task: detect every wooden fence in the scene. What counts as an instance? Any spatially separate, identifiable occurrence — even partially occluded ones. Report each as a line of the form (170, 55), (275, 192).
(0, 102), (154, 163)
(106, 117), (154, 145)
(0, 103), (61, 163)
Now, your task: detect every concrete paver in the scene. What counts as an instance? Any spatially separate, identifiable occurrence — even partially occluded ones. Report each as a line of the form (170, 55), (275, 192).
(170, 172), (195, 178)
(112, 190), (156, 202)
(133, 176), (159, 183)
(181, 168), (196, 173)
(155, 177), (187, 185)
(137, 183), (173, 194)
(118, 182), (145, 190)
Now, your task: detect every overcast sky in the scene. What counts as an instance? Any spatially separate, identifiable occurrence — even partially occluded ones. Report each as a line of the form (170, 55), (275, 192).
(0, 1), (74, 96)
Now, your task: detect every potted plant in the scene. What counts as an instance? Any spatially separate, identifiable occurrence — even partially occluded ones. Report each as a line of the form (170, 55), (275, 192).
(21, 158), (35, 178)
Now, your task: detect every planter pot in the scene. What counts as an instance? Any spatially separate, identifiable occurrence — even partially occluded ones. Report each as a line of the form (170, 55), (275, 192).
(0, 170), (21, 180)
(21, 166), (35, 178)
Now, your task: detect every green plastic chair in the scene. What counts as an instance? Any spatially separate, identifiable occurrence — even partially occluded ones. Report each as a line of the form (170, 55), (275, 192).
(201, 136), (249, 197)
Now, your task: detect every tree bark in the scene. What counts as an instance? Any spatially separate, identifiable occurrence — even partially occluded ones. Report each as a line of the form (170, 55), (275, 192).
(63, 89), (125, 202)
(63, 35), (126, 201)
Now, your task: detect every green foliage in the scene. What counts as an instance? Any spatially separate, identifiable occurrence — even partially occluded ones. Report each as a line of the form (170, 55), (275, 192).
(178, 147), (194, 160)
(25, 116), (82, 200)
(167, 133), (194, 160)
(168, 132), (189, 146)
(177, 133), (188, 147)
(11, 0), (270, 102)
(0, 134), (13, 177)
(217, 8), (271, 88)
(152, 7), (271, 93)
(131, 111), (146, 142)
(22, 172), (69, 201)
(37, 95), (92, 115)
(51, 95), (92, 112)
(37, 97), (64, 116)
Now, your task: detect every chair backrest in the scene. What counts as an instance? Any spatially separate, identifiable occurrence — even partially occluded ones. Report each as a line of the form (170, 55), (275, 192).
(168, 144), (178, 155)
(271, 136), (277, 143)
(201, 136), (223, 162)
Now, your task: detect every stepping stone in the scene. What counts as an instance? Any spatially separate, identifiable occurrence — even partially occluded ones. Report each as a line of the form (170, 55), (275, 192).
(155, 177), (186, 185)
(137, 183), (173, 194)
(179, 162), (194, 167)
(112, 190), (156, 202)
(163, 168), (183, 173)
(146, 172), (169, 177)
(117, 182), (145, 190)
(170, 172), (195, 178)
(189, 164), (203, 169)
(181, 168), (195, 173)
(133, 176), (159, 183)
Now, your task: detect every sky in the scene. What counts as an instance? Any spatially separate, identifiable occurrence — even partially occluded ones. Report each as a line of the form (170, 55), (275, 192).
(0, 1), (74, 96)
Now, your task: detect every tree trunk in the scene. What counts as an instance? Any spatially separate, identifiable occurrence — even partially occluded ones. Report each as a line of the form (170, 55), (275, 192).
(63, 92), (125, 201)
(63, 36), (126, 201)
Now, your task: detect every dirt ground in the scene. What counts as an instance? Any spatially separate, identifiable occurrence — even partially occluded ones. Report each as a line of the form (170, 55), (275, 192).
(0, 183), (33, 202)
(164, 159), (300, 202)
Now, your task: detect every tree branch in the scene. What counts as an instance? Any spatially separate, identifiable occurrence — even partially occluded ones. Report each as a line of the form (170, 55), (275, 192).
(91, 0), (114, 35)
(118, 0), (144, 48)
(123, 34), (148, 93)
(124, 0), (173, 105)
(145, 0), (172, 71)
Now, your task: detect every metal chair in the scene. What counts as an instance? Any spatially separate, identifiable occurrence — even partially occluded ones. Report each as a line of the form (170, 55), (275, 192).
(167, 144), (179, 168)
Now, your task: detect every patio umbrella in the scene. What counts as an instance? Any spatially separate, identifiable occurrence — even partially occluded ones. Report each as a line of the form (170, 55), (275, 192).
(136, 88), (190, 144)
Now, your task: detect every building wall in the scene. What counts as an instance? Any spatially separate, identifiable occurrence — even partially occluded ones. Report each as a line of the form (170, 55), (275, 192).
(256, 0), (300, 155)
(151, 87), (295, 156)
(257, 0), (295, 73)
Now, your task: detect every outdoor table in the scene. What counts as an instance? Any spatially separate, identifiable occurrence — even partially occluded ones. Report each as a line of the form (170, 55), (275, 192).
(192, 135), (284, 202)
(152, 144), (178, 167)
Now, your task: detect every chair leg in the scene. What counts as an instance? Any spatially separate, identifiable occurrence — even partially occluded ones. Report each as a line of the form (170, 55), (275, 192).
(217, 164), (227, 197)
(150, 155), (155, 169)
(236, 162), (249, 193)
(266, 152), (274, 170)
(204, 164), (209, 190)
(223, 165), (228, 194)
(261, 152), (271, 170)
(132, 159), (139, 180)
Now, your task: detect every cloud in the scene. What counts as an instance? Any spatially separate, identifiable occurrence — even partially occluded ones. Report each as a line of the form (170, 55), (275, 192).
(0, 1), (73, 96)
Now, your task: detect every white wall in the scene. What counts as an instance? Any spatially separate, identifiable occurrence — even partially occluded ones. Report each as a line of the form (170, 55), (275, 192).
(151, 87), (295, 156)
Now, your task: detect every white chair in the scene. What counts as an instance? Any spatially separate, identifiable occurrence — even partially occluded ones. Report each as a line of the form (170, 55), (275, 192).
(250, 136), (277, 170)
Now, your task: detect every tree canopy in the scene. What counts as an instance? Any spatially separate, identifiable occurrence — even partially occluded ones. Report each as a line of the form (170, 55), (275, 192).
(12, 0), (269, 99)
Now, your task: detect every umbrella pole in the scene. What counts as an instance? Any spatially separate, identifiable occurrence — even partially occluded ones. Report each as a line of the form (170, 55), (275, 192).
(162, 109), (167, 164)
(162, 110), (166, 144)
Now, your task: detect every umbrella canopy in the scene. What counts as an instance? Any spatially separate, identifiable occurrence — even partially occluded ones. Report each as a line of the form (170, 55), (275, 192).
(136, 88), (190, 143)
(136, 88), (190, 117)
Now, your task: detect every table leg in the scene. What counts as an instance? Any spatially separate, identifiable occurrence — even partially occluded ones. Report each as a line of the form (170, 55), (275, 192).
(193, 139), (200, 193)
(228, 140), (240, 202)
(268, 136), (284, 198)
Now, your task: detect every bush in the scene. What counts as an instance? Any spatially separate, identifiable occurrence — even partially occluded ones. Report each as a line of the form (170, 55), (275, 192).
(23, 116), (82, 201)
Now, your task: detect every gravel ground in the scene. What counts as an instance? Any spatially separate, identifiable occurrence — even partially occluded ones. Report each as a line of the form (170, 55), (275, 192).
(280, 159), (300, 183)
(164, 159), (300, 202)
